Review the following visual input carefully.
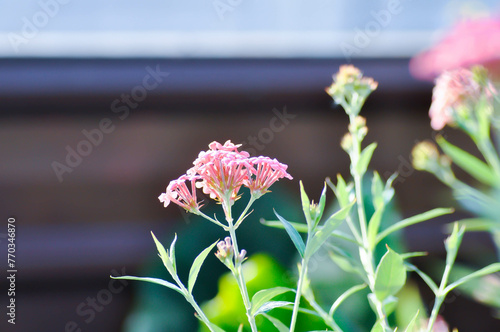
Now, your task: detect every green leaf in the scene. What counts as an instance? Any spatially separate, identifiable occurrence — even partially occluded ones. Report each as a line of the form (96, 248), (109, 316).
(370, 320), (384, 332)
(447, 218), (500, 232)
(305, 201), (354, 258)
(188, 240), (219, 294)
(299, 181), (314, 230)
(315, 183), (328, 228)
(357, 142), (377, 175)
(251, 287), (294, 316)
(404, 310), (420, 332)
(262, 313), (289, 332)
(444, 223), (465, 266)
(202, 321), (227, 332)
(111, 275), (183, 295)
(367, 205), (385, 250)
(169, 233), (178, 273)
(376, 208), (454, 244)
(260, 219), (308, 233)
(445, 262), (500, 293)
(326, 175), (351, 208)
(151, 232), (176, 275)
(327, 246), (362, 275)
(371, 171), (385, 208)
(262, 219), (359, 244)
(253, 301), (293, 316)
(329, 283), (367, 316)
(274, 209), (306, 258)
(437, 136), (498, 186)
(404, 262), (438, 295)
(374, 246), (406, 301)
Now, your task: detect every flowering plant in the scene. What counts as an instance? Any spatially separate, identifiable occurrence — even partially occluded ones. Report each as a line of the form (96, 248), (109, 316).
(113, 65), (500, 332)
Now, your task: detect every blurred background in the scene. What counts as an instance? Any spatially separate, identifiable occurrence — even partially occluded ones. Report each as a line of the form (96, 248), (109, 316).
(1, 0), (500, 331)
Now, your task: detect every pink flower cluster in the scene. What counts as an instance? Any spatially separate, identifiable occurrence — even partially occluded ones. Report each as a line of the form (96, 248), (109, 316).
(429, 67), (495, 130)
(159, 140), (292, 213)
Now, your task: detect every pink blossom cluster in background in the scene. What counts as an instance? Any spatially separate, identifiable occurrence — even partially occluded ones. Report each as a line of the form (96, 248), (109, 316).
(410, 17), (500, 81)
(159, 140), (292, 213)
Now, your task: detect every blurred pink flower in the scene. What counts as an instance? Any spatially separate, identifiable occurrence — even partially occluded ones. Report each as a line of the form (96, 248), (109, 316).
(429, 67), (496, 130)
(410, 17), (500, 81)
(158, 174), (202, 213)
(245, 156), (293, 197)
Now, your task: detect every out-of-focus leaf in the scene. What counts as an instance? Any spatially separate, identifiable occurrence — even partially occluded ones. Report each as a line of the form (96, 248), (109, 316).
(374, 246), (406, 301)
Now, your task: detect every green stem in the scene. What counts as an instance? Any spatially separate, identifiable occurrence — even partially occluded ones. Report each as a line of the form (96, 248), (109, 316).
(305, 293), (343, 332)
(426, 261), (453, 332)
(171, 275), (217, 332)
(226, 209), (258, 332)
(347, 111), (391, 331)
(234, 196), (256, 229)
(290, 259), (308, 332)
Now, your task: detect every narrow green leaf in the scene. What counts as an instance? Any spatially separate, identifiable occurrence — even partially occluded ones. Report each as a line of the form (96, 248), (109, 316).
(299, 181), (314, 230)
(445, 263), (500, 293)
(446, 218), (500, 232)
(305, 201), (354, 258)
(404, 310), (420, 332)
(437, 135), (498, 186)
(374, 246), (406, 301)
(253, 301), (293, 316)
(327, 246), (362, 275)
(367, 205), (385, 250)
(169, 233), (178, 273)
(444, 223), (465, 266)
(111, 275), (183, 295)
(151, 232), (175, 275)
(315, 183), (328, 228)
(357, 142), (377, 175)
(404, 262), (438, 294)
(202, 321), (227, 332)
(329, 283), (367, 316)
(274, 209), (306, 258)
(400, 251), (428, 260)
(188, 240), (219, 294)
(260, 219), (308, 233)
(326, 175), (351, 208)
(262, 314), (289, 332)
(251, 287), (294, 316)
(376, 208), (454, 244)
(371, 171), (385, 208)
(262, 219), (359, 244)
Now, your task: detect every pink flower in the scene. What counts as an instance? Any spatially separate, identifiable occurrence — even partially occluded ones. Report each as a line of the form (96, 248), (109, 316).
(410, 17), (500, 81)
(189, 140), (251, 206)
(159, 140), (293, 216)
(429, 68), (488, 130)
(245, 157), (293, 197)
(158, 174), (202, 213)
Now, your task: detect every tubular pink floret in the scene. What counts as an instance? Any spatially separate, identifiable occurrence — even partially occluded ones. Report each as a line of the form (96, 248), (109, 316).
(245, 156), (293, 196)
(159, 141), (293, 215)
(158, 174), (202, 213)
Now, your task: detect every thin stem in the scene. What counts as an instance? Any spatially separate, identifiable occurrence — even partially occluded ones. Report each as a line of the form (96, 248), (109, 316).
(171, 275), (217, 332)
(304, 293), (343, 332)
(426, 262), (453, 332)
(290, 259), (308, 332)
(234, 195), (256, 229)
(347, 109), (391, 331)
(226, 214), (258, 332)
